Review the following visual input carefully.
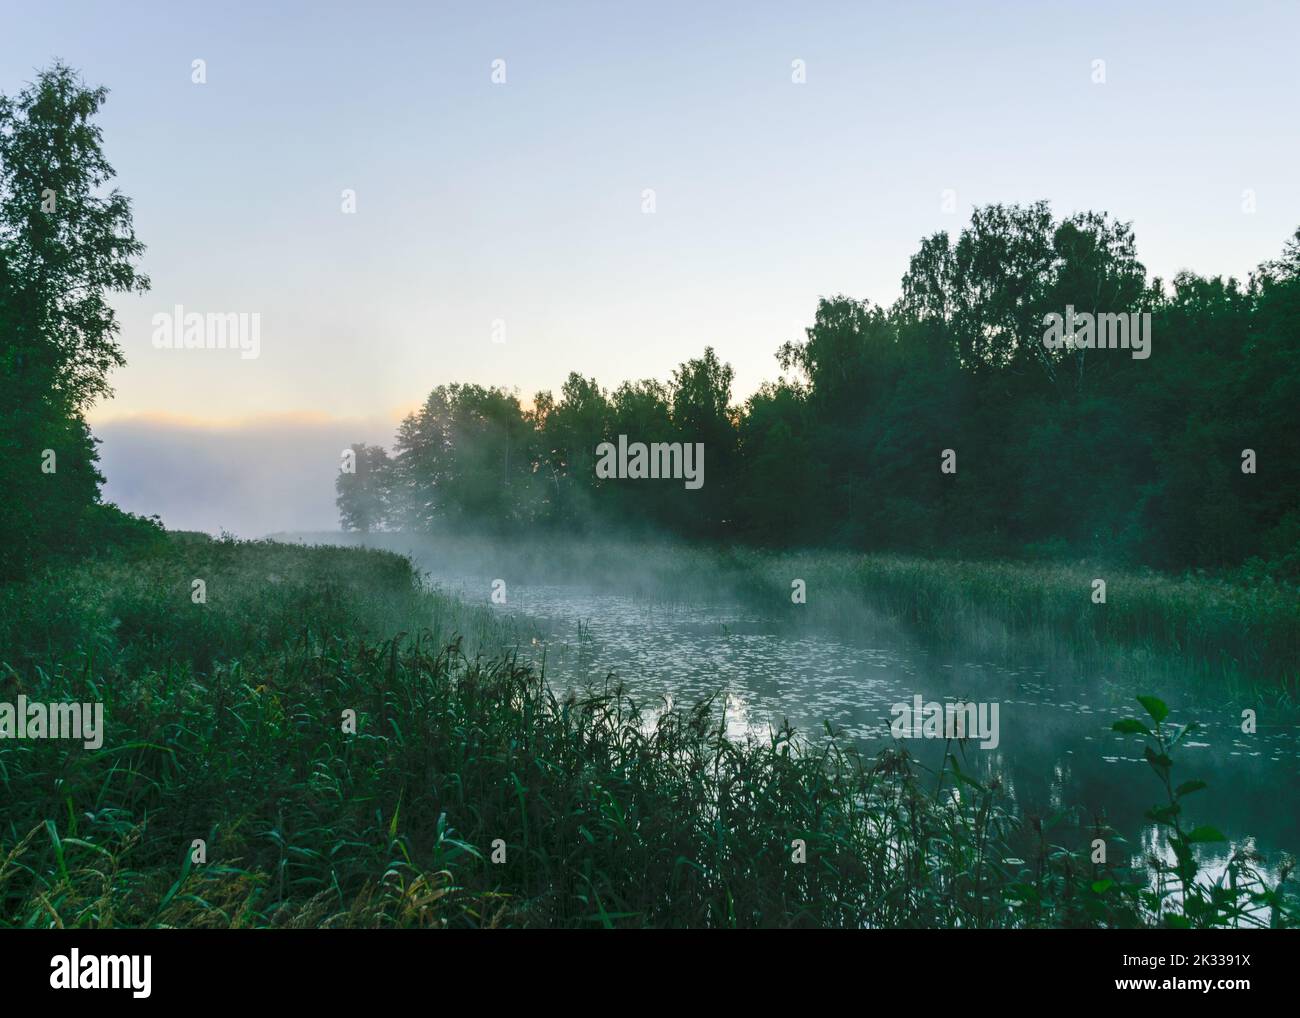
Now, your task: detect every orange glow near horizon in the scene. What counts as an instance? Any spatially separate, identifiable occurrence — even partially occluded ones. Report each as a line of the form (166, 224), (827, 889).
(86, 406), (416, 430)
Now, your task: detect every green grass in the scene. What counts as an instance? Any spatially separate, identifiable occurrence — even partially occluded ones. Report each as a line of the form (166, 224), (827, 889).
(0, 535), (1293, 928)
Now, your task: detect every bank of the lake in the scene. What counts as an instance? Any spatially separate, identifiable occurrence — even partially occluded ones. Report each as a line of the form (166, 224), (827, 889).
(2, 533), (1292, 928)
(300, 531), (1300, 694)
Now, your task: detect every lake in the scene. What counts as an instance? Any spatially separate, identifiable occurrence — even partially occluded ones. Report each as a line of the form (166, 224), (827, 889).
(414, 557), (1300, 885)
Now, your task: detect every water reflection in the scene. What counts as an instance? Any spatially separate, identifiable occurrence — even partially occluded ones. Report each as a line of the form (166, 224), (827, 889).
(426, 571), (1300, 879)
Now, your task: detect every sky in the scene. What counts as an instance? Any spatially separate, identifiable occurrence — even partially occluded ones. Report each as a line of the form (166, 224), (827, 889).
(4, 0), (1298, 534)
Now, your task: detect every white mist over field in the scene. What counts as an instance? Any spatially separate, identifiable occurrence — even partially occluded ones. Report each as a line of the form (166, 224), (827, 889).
(93, 415), (393, 537)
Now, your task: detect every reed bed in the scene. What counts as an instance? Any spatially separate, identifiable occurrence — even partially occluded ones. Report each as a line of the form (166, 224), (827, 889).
(0, 536), (1291, 927)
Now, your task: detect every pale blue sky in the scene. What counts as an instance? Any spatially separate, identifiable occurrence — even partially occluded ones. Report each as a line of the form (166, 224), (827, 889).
(5, 0), (1297, 531)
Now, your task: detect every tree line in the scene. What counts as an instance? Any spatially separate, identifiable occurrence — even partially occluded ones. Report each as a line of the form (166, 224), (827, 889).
(2, 64), (1291, 582)
(340, 204), (1300, 577)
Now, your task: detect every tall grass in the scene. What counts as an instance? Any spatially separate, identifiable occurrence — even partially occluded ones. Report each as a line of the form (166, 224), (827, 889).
(0, 536), (1292, 927)
(731, 550), (1300, 691)
(294, 531), (1300, 689)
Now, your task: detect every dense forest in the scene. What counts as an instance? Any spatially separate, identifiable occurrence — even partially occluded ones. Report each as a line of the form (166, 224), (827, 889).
(340, 207), (1300, 577)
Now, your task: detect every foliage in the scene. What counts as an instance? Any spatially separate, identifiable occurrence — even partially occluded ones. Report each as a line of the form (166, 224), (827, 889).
(1, 538), (1292, 928)
(341, 206), (1300, 581)
(0, 63), (149, 580)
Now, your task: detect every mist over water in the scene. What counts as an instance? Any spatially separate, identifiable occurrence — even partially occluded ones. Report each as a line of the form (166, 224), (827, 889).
(283, 530), (1300, 876)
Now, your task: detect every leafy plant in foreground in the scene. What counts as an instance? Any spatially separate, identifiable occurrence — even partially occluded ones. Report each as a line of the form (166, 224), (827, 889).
(1112, 696), (1296, 928)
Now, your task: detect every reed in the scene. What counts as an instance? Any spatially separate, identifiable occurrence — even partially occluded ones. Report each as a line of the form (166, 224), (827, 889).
(0, 536), (1292, 927)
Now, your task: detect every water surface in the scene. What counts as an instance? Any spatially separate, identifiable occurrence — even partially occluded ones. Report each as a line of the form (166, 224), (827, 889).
(420, 564), (1300, 876)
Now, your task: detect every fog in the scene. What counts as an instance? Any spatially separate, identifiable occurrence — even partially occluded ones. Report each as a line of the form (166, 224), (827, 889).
(93, 414), (394, 537)
(270, 529), (1297, 870)
(88, 418), (1297, 867)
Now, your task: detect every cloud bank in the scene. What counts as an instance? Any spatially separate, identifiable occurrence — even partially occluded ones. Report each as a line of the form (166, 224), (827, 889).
(93, 413), (395, 538)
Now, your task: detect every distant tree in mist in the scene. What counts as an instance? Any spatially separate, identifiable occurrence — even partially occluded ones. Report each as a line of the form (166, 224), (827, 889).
(335, 443), (393, 533)
(384, 384), (536, 533)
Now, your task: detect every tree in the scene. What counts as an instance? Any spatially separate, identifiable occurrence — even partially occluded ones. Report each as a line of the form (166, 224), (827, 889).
(899, 202), (1056, 377)
(0, 64), (151, 578)
(336, 444), (393, 532)
(0, 63), (148, 414)
(340, 206), (1300, 578)
(536, 373), (610, 527)
(669, 347), (738, 536)
(389, 384), (533, 532)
